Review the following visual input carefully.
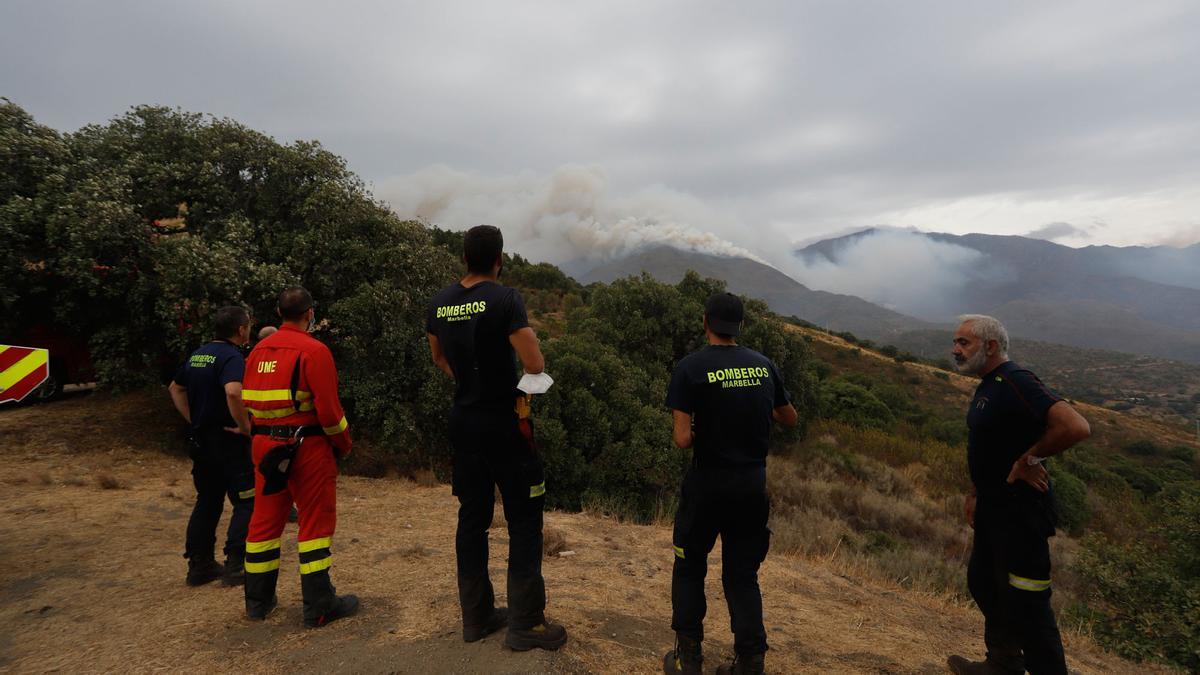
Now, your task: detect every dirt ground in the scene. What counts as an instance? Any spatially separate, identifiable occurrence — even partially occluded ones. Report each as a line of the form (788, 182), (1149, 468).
(0, 391), (1165, 674)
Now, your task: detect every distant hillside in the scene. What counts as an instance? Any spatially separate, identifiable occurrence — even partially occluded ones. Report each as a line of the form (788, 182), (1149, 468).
(798, 229), (1200, 362)
(892, 329), (1200, 427)
(580, 247), (930, 340)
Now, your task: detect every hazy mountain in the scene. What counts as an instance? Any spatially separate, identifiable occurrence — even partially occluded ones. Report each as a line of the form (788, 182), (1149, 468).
(580, 247), (931, 339)
(798, 229), (1200, 362)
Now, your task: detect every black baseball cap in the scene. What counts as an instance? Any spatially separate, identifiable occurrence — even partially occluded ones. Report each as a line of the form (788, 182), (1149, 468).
(705, 292), (744, 337)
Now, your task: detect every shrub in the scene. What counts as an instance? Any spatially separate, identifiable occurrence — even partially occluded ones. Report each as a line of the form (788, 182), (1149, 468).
(820, 381), (894, 430)
(1050, 467), (1089, 535)
(1071, 489), (1200, 670)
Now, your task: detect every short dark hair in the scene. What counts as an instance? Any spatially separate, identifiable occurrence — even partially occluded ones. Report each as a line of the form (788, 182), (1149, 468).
(277, 286), (314, 321)
(214, 306), (250, 340)
(464, 225), (504, 274)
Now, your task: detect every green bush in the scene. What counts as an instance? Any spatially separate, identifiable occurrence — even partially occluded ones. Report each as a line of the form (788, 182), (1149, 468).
(1071, 488), (1200, 670)
(1050, 467), (1089, 535)
(1125, 440), (1161, 456)
(820, 381), (894, 430)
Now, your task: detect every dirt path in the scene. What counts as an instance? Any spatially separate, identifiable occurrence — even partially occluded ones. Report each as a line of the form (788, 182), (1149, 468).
(0, 393), (1160, 674)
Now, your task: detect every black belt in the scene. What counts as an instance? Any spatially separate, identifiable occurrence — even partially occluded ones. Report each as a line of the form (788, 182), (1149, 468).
(251, 424), (323, 440)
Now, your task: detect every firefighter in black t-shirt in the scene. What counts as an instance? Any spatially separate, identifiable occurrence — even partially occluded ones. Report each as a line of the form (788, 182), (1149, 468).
(167, 306), (255, 587)
(426, 225), (568, 652)
(947, 315), (1090, 675)
(662, 293), (797, 675)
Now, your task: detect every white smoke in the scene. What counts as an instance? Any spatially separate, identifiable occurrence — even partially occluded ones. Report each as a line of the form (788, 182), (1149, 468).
(377, 164), (767, 268)
(783, 229), (1002, 321)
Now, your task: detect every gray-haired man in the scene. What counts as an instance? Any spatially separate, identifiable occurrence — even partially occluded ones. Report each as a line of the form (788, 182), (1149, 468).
(947, 315), (1090, 675)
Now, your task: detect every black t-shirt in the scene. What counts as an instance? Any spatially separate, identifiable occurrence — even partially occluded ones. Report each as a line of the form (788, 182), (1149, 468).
(666, 345), (790, 468)
(173, 340), (245, 432)
(967, 361), (1063, 497)
(426, 281), (530, 413)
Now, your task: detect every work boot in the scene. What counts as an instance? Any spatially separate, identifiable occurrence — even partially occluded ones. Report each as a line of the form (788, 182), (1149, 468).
(304, 594), (360, 628)
(505, 621), (568, 651)
(246, 594), (278, 621)
(186, 558), (224, 587)
(464, 607), (509, 642)
(662, 634), (703, 674)
(717, 652), (765, 675)
(221, 557), (245, 587)
(947, 655), (1014, 674)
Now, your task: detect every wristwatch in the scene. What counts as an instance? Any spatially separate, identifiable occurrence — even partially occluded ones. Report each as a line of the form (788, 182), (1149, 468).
(1026, 454), (1046, 466)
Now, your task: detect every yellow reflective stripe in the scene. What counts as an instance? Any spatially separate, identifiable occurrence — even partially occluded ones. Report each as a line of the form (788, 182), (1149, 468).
(243, 389), (291, 402)
(245, 559), (281, 573)
(674, 545), (685, 559)
(247, 402), (315, 419)
(0, 349), (48, 391)
(299, 557), (332, 575)
(243, 389), (312, 402)
(238, 488), (255, 500)
(323, 416), (348, 435)
(1008, 573), (1051, 592)
(529, 481), (546, 498)
(245, 539), (281, 554)
(248, 407), (293, 419)
(298, 537), (332, 553)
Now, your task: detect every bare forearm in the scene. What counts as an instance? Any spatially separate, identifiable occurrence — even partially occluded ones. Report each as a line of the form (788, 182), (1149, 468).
(226, 395), (251, 434)
(169, 387), (191, 424)
(1029, 405), (1091, 459)
(434, 357), (454, 379)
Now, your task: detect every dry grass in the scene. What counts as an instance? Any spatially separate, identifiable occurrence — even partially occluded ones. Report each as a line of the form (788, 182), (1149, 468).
(95, 471), (125, 490)
(411, 468), (438, 487)
(0, 390), (1159, 675)
(543, 525), (568, 558)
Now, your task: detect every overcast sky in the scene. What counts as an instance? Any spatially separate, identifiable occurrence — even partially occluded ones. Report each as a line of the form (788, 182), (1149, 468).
(4, 0), (1200, 266)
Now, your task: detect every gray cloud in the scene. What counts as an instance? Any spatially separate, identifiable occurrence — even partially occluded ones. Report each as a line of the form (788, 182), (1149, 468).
(4, 0), (1200, 257)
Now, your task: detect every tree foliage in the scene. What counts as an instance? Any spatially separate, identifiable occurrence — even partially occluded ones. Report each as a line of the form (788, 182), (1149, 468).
(0, 101), (458, 460)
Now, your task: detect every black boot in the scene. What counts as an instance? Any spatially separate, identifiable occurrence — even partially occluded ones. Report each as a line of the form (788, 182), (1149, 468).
(301, 569), (360, 628)
(717, 652), (765, 675)
(662, 634), (703, 674)
(186, 558), (224, 587)
(245, 568), (280, 619)
(505, 621), (568, 651)
(304, 594), (360, 628)
(464, 607), (509, 642)
(246, 594), (278, 621)
(222, 556), (245, 587)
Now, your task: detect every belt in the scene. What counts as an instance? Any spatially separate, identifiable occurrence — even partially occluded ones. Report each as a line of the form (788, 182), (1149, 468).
(251, 424), (323, 440)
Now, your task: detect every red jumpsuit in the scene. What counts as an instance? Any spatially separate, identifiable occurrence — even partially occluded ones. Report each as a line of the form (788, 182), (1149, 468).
(241, 325), (351, 622)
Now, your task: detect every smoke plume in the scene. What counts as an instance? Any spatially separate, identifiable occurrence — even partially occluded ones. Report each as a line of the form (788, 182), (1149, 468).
(378, 165), (766, 268)
(784, 229), (1003, 321)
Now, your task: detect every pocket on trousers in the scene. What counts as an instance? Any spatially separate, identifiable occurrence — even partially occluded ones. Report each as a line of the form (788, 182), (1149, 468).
(523, 453), (546, 500)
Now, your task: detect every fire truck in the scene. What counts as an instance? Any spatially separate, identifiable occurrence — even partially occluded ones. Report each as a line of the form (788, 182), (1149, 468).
(0, 324), (94, 404)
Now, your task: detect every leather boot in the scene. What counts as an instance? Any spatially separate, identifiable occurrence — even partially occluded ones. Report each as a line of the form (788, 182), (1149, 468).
(717, 652), (765, 675)
(662, 633), (703, 674)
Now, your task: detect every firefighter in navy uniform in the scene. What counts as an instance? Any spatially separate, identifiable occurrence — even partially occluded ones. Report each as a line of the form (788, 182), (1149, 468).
(426, 225), (568, 651)
(947, 315), (1091, 675)
(241, 286), (359, 628)
(662, 293), (798, 675)
(167, 306), (255, 587)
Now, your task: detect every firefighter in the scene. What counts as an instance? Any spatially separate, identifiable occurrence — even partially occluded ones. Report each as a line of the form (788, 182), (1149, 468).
(168, 305), (255, 587)
(948, 315), (1090, 675)
(426, 225), (568, 650)
(662, 293), (797, 675)
(241, 286), (359, 627)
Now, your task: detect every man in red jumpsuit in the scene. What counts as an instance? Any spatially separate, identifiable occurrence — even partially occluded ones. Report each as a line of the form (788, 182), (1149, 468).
(241, 286), (359, 627)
